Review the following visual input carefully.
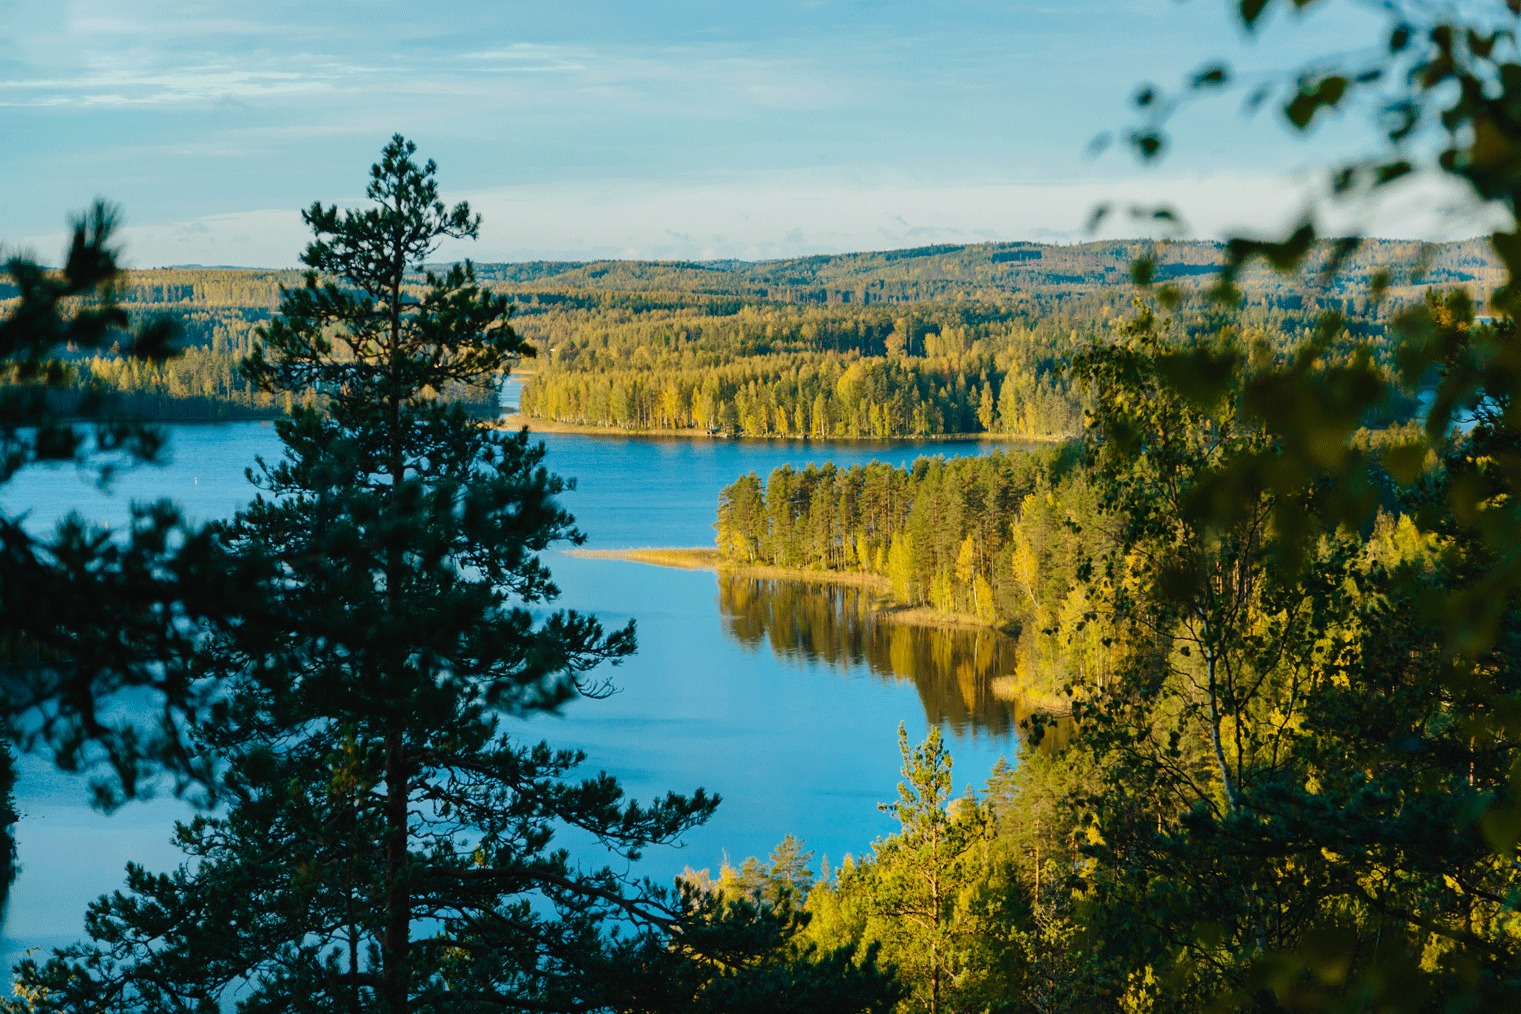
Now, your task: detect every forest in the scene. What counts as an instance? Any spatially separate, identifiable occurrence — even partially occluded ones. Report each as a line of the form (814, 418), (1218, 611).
(691, 287), (1521, 1012)
(0, 242), (1429, 433)
(714, 450), (1099, 694)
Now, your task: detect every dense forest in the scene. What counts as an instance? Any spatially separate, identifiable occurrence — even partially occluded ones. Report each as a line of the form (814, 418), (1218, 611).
(691, 291), (1521, 1012)
(712, 450), (1132, 703)
(513, 290), (1405, 438)
(0, 238), (1451, 429)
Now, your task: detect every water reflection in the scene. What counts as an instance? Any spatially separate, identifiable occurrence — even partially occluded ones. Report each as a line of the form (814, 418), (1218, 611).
(718, 575), (1026, 741)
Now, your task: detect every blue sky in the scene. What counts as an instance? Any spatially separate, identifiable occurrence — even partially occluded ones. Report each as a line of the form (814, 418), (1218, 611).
(1, 0), (1505, 266)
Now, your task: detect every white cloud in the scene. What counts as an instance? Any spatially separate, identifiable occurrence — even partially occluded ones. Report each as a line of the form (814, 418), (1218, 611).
(0, 0), (1489, 262)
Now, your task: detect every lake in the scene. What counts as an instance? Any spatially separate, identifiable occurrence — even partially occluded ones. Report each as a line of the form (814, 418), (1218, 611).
(0, 416), (1031, 963)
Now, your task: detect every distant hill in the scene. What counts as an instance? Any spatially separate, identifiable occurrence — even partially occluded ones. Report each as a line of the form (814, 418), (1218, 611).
(3, 237), (1461, 432)
(30, 237), (1492, 319)
(465, 237), (1505, 308)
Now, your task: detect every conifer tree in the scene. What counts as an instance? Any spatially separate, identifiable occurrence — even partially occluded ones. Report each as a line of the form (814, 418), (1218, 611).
(860, 724), (1016, 1014)
(0, 205), (252, 921)
(9, 137), (719, 1014)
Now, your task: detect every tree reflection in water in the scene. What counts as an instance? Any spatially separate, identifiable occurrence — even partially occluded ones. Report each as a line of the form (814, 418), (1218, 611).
(718, 575), (1052, 744)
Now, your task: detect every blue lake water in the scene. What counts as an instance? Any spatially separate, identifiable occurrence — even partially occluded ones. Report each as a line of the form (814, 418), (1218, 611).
(0, 418), (1028, 963)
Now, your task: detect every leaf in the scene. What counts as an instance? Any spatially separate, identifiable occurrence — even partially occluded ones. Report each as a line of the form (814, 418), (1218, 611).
(1375, 160), (1413, 185)
(1285, 75), (1348, 129)
(1085, 132), (1113, 159)
(1157, 348), (1240, 407)
(1085, 203), (1111, 234)
(1383, 441), (1428, 485)
(1490, 230), (1521, 280)
(1320, 235), (1361, 282)
(1129, 130), (1166, 160)
(1468, 116), (1518, 169)
(1129, 204), (1180, 227)
(1131, 257), (1155, 287)
(1239, 0), (1272, 29)
(1469, 29), (1499, 59)
(1190, 63), (1229, 89)
(1134, 85), (1157, 108)
(1390, 23), (1412, 52)
(1481, 801), (1521, 858)
(1296, 927), (1354, 986)
(1194, 920), (1227, 948)
(1225, 221), (1316, 273)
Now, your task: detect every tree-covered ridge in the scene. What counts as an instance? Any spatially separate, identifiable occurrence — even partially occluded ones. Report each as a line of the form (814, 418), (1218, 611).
(0, 241), (1438, 430)
(513, 290), (1408, 438)
(465, 236), (1503, 306)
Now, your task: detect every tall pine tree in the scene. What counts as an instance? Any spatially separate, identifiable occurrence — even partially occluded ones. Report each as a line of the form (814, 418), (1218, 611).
(10, 137), (718, 1014)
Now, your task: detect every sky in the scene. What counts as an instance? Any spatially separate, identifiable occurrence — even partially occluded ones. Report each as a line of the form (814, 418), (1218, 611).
(1, 0), (1510, 267)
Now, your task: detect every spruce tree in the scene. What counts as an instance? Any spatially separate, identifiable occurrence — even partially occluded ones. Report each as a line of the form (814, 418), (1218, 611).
(9, 137), (719, 1013)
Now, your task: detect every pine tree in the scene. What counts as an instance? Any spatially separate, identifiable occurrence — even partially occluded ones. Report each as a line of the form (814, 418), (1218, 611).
(863, 724), (1009, 1014)
(10, 137), (718, 1014)
(0, 204), (253, 921)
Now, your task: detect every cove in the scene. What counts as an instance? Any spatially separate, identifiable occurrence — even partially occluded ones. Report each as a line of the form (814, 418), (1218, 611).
(0, 420), (1033, 963)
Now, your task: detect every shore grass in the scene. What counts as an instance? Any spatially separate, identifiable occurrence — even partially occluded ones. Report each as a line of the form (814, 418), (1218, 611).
(568, 547), (890, 587)
(567, 547), (724, 570)
(567, 547), (1025, 634)
(499, 413), (1069, 444)
(989, 677), (1070, 713)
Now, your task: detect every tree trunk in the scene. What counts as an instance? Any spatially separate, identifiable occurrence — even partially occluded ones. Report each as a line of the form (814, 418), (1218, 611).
(381, 732), (409, 1014)
(348, 788), (361, 1014)
(1205, 651), (1235, 813)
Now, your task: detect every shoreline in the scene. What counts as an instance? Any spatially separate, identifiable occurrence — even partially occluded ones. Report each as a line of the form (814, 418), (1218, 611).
(566, 547), (1015, 634)
(499, 413), (1069, 445)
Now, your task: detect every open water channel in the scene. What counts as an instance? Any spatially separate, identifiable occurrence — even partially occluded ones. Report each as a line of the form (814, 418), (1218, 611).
(0, 412), (1033, 964)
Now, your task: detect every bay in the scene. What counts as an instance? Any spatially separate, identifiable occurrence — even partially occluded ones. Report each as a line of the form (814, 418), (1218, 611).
(0, 417), (1028, 963)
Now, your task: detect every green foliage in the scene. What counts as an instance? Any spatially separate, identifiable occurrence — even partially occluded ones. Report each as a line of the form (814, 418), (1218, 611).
(792, 727), (1029, 1014)
(704, 286), (1521, 1011)
(513, 286), (1414, 439)
(44, 235), (1471, 431)
(0, 200), (178, 479)
(1039, 291), (1521, 1010)
(0, 203), (262, 925)
(1083, 4), (1521, 998)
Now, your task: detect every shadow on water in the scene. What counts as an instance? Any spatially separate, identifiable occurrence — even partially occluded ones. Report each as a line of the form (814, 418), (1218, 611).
(718, 574), (1062, 745)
